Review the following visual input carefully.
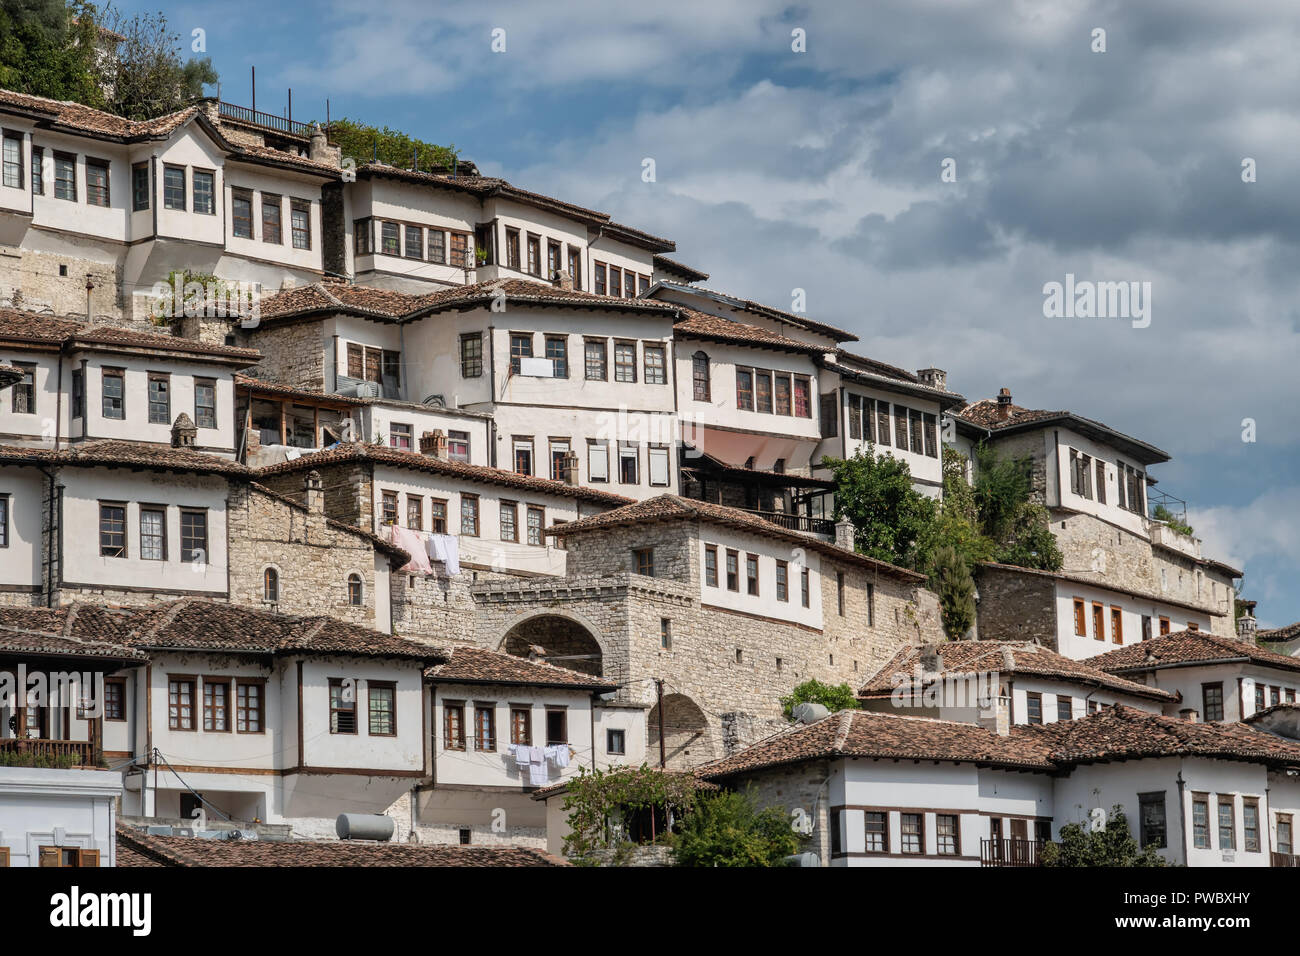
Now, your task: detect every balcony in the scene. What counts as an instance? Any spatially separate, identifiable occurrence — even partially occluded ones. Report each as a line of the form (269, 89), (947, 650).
(980, 838), (1047, 867)
(745, 510), (835, 537)
(0, 738), (97, 768)
(1271, 851), (1300, 868)
(217, 101), (314, 138)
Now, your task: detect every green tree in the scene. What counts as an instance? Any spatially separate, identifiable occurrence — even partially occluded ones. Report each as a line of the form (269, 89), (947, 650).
(0, 0), (103, 105)
(673, 789), (799, 867)
(971, 443), (1062, 571)
(96, 5), (217, 119)
(779, 678), (859, 718)
(1040, 806), (1168, 867)
(930, 545), (975, 640)
(1153, 503), (1194, 537)
(327, 117), (458, 172)
(824, 449), (936, 568)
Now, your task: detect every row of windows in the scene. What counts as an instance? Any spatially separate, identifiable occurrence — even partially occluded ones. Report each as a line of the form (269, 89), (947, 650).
(261, 567), (364, 606)
(328, 677), (396, 735)
(735, 366), (813, 418)
(585, 441), (671, 486)
(499, 332), (670, 385)
(443, 701), (568, 751)
(835, 809), (980, 857)
(99, 503), (207, 562)
(355, 218), (472, 267)
(6, 362), (218, 429)
(701, 545), (815, 608)
(591, 260), (649, 299)
(381, 490), (549, 546)
(387, 424), (471, 460)
(1189, 792), (1263, 853)
(1068, 448), (1148, 515)
(166, 675), (264, 733)
(1022, 691), (1104, 725)
(846, 394), (939, 457)
(1071, 598), (1184, 644)
(3, 137), (115, 207)
(231, 187), (312, 249)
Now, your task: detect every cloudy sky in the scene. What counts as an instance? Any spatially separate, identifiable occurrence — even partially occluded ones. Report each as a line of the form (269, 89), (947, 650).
(136, 0), (1299, 623)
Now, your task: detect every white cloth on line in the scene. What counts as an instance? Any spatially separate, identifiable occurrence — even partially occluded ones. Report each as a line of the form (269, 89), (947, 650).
(426, 533), (460, 576)
(391, 525), (432, 574)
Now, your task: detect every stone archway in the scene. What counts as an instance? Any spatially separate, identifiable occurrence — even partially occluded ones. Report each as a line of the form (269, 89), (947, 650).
(499, 612), (605, 677)
(647, 693), (717, 768)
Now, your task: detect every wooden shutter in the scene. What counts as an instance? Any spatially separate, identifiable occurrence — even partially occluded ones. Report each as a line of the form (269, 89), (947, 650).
(79, 848), (100, 867)
(346, 344), (363, 379)
(0, 847), (9, 867)
(38, 846), (59, 867)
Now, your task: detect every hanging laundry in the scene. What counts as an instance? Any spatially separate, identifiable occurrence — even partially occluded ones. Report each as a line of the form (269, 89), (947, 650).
(509, 743), (532, 769)
(390, 525), (432, 574)
(545, 744), (570, 769)
(426, 533), (460, 576)
(527, 745), (548, 786)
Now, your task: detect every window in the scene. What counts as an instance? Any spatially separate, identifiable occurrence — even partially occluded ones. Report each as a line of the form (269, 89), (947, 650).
(369, 682), (397, 736)
(103, 678), (126, 721)
(608, 266), (621, 298)
(692, 351), (710, 401)
(1255, 683), (1266, 714)
(37, 847), (100, 868)
(1026, 692), (1043, 725)
(140, 507), (166, 561)
(936, 814), (960, 855)
(147, 373), (170, 424)
(725, 550), (739, 591)
(180, 510), (207, 563)
(547, 240), (561, 278)
(567, 247), (582, 289)
(736, 369), (754, 410)
(510, 333), (533, 374)
(618, 444), (638, 484)
(162, 165), (184, 209)
(894, 404), (910, 449)
(404, 494), (422, 530)
(1202, 683), (1224, 722)
(443, 702), (466, 750)
(232, 189), (253, 238)
(545, 708), (567, 745)
(128, 162), (149, 211)
(704, 546), (718, 587)
(380, 221), (400, 255)
(380, 491), (398, 526)
(194, 378), (216, 429)
(427, 228), (445, 263)
(1138, 792), (1167, 849)
(660, 618), (671, 650)
(1091, 602), (1104, 641)
(99, 503), (126, 557)
(500, 502), (518, 542)
(545, 336), (568, 378)
(1111, 606), (1123, 644)
(633, 547), (654, 576)
(593, 261), (607, 295)
(448, 432), (470, 463)
(260, 192), (281, 241)
(505, 228), (520, 269)
(526, 234), (540, 275)
(348, 574), (363, 606)
(1218, 797), (1235, 850)
(460, 496), (479, 536)
(606, 729), (626, 755)
(585, 339), (607, 380)
(510, 706), (532, 746)
(460, 333), (483, 377)
(644, 345), (666, 384)
(1279, 814), (1293, 856)
(101, 368), (124, 419)
(1057, 695), (1072, 721)
(923, 412), (938, 457)
(746, 554), (759, 596)
(527, 506), (544, 547)
(1243, 799), (1260, 852)
(837, 571), (845, 616)
(55, 152), (76, 201)
(648, 446), (670, 487)
(31, 145), (43, 194)
(203, 678), (231, 732)
(354, 217), (373, 255)
(801, 568), (810, 608)
(550, 441), (570, 481)
(2, 133), (21, 189)
(0, 497), (8, 549)
(900, 813), (923, 854)
(775, 559), (789, 602)
(469, 704), (497, 751)
(291, 199), (311, 249)
(186, 169), (214, 216)
(168, 677), (195, 730)
(1192, 794), (1210, 848)
(263, 567), (279, 602)
(513, 439), (533, 476)
(793, 375), (812, 418)
(588, 440), (609, 483)
(1159, 616), (1171, 635)
(865, 812), (888, 853)
(236, 681), (263, 733)
(614, 342), (636, 383)
(449, 232), (469, 268)
(755, 371), (773, 413)
(847, 394), (863, 440)
(390, 423), (412, 451)
(82, 158), (109, 207)
(404, 224), (423, 259)
(329, 678), (357, 734)
(1073, 598), (1086, 636)
(11, 362), (34, 414)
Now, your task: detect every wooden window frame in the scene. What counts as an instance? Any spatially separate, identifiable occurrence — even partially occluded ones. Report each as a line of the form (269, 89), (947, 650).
(99, 501), (127, 558)
(1025, 691), (1043, 725)
(1277, 813), (1294, 856)
(1243, 798), (1261, 853)
(900, 812), (924, 855)
(864, 811), (889, 853)
(84, 156), (110, 207)
(745, 553), (760, 596)
(54, 151), (77, 201)
(936, 813), (960, 856)
(1191, 793), (1210, 849)
(460, 494), (480, 537)
(101, 366), (125, 419)
(725, 549), (739, 592)
(473, 702), (496, 751)
(1091, 602), (1104, 641)
(1217, 796), (1236, 851)
(545, 706), (568, 745)
(633, 547), (655, 577)
(1056, 695), (1072, 721)
(1201, 681), (1223, 721)
(179, 508), (208, 563)
(704, 545), (718, 587)
(510, 706), (532, 746)
(236, 679), (265, 734)
(1138, 791), (1167, 849)
(329, 677), (358, 735)
(1110, 605), (1123, 644)
(168, 675), (196, 731)
(443, 701), (466, 750)
(231, 187), (254, 238)
(368, 681), (397, 737)
(139, 505), (167, 561)
(500, 500), (519, 543)
(203, 677), (232, 733)
(290, 198), (311, 250)
(1072, 598), (1086, 636)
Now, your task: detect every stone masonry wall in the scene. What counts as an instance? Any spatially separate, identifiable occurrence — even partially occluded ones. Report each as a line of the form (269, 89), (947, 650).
(727, 758), (834, 866)
(973, 565), (1059, 649)
(244, 320), (328, 391)
(0, 245), (124, 320)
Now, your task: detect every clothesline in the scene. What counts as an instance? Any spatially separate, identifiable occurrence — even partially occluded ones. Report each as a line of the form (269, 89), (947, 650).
(508, 742), (572, 786)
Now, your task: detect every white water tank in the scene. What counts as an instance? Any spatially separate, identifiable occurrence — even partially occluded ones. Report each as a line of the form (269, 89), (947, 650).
(336, 813), (395, 841)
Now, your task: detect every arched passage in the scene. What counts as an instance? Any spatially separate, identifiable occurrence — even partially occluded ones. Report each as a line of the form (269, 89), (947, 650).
(647, 694), (716, 768)
(499, 613), (604, 677)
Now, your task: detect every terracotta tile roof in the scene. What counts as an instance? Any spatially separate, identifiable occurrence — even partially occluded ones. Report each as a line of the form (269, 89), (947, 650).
(652, 254), (708, 282)
(427, 645), (618, 691)
(699, 710), (1055, 779)
(1087, 629), (1300, 676)
(529, 769), (719, 801)
(0, 363), (23, 386)
(975, 561), (1229, 618)
(548, 494), (926, 582)
(820, 352), (967, 408)
(673, 308), (828, 356)
(0, 609), (146, 663)
(833, 349), (920, 384)
(651, 282), (858, 343)
(953, 395), (1170, 464)
(255, 442), (635, 507)
(1244, 701), (1300, 723)
(1020, 703), (1300, 769)
(116, 825), (567, 867)
(0, 308), (261, 362)
(858, 641), (1177, 703)
(602, 220), (676, 253)
(1259, 622), (1300, 643)
(0, 440), (249, 475)
(235, 374), (368, 406)
(680, 452), (837, 490)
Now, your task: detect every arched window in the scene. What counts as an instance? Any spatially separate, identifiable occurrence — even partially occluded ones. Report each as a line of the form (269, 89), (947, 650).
(692, 351), (710, 402)
(348, 574), (363, 606)
(263, 567), (279, 602)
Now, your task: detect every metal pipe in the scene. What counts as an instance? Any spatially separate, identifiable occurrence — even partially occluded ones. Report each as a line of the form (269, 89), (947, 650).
(655, 678), (665, 768)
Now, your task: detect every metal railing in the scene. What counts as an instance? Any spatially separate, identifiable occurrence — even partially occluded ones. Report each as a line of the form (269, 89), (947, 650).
(217, 101), (314, 138)
(980, 838), (1047, 867)
(1272, 851), (1300, 868)
(746, 510), (835, 537)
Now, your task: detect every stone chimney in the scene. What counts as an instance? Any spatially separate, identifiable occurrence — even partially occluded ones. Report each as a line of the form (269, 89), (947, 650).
(304, 470), (324, 514)
(553, 269), (574, 291)
(919, 644), (943, 675)
(834, 518), (854, 550)
(917, 368), (947, 391)
(197, 97), (221, 126)
(171, 412), (197, 448)
(1179, 708), (1199, 723)
(995, 387), (1013, 422)
(307, 122), (341, 167)
(561, 450), (580, 486)
(1237, 601), (1258, 641)
(420, 429), (448, 460)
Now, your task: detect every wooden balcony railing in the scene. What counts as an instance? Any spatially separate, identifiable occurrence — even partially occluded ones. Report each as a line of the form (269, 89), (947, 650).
(980, 838), (1047, 867)
(746, 510), (835, 537)
(0, 738), (96, 766)
(1272, 851), (1300, 868)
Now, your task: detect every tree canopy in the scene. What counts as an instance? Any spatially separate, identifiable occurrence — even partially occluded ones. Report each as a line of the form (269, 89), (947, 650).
(779, 678), (860, 718)
(1040, 806), (1168, 867)
(673, 789), (799, 867)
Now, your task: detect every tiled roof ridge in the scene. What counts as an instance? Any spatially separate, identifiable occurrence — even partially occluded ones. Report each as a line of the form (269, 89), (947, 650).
(833, 709), (854, 749)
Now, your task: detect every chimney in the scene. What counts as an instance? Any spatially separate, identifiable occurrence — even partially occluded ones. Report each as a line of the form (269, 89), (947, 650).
(420, 429), (448, 460)
(995, 387), (1013, 422)
(1237, 601), (1258, 641)
(561, 450), (580, 486)
(307, 122), (341, 167)
(304, 469), (324, 514)
(834, 518), (854, 551)
(171, 412), (197, 448)
(1179, 708), (1199, 723)
(917, 368), (947, 391)
(197, 97), (221, 126)
(553, 269), (574, 291)
(919, 644), (942, 675)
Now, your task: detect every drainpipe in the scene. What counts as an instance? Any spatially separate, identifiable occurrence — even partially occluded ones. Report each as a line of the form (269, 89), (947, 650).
(1176, 769), (1188, 865)
(54, 344), (64, 449)
(39, 466), (57, 607)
